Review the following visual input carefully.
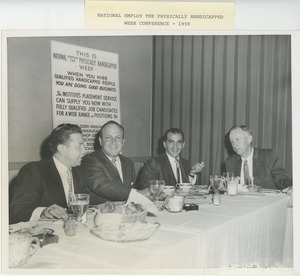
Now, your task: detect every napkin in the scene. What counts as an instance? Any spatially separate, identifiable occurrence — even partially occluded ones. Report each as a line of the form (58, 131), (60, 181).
(126, 189), (159, 214)
(9, 221), (39, 234)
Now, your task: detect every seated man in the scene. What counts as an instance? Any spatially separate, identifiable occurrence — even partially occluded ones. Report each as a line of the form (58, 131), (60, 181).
(137, 128), (204, 189)
(80, 120), (149, 205)
(9, 124), (86, 224)
(225, 125), (292, 190)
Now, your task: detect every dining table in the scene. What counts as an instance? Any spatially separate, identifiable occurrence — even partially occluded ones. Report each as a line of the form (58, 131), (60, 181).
(6, 188), (293, 274)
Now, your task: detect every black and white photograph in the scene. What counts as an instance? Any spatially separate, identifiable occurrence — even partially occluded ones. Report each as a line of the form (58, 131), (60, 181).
(1, 1), (300, 276)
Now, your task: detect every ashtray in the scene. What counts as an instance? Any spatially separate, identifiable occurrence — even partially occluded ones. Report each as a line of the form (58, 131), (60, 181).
(183, 203), (199, 211)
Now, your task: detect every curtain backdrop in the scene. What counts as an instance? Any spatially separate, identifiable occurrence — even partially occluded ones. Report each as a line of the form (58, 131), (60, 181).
(152, 35), (292, 185)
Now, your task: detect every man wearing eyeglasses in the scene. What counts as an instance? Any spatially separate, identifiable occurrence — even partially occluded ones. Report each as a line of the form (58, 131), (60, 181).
(80, 120), (150, 205)
(226, 125), (292, 191)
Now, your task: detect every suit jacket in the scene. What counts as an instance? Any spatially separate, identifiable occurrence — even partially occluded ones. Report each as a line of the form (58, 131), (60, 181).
(80, 149), (135, 205)
(9, 158), (85, 224)
(225, 148), (292, 190)
(137, 152), (191, 189)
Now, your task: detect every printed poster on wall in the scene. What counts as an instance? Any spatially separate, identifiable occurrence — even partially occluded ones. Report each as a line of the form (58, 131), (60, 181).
(51, 41), (120, 153)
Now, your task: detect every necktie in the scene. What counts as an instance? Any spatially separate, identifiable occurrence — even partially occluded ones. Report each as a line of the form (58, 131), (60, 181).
(67, 168), (74, 203)
(175, 159), (181, 183)
(111, 158), (119, 174)
(243, 160), (251, 185)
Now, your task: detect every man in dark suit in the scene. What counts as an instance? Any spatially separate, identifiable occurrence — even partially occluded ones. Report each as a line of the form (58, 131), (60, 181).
(225, 125), (292, 190)
(137, 128), (205, 189)
(9, 124), (86, 224)
(80, 120), (149, 205)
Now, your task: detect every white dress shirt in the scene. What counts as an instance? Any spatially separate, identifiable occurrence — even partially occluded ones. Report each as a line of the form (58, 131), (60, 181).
(166, 153), (196, 184)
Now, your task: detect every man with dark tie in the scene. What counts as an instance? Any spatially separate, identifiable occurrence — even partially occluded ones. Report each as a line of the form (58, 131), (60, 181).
(137, 128), (205, 189)
(80, 120), (149, 205)
(225, 125), (292, 190)
(9, 124), (86, 224)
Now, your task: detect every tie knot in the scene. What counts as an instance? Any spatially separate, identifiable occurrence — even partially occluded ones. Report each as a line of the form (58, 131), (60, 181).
(111, 158), (117, 168)
(175, 159), (179, 167)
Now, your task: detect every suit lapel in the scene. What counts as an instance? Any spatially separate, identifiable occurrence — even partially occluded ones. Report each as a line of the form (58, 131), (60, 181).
(179, 159), (189, 182)
(100, 150), (123, 183)
(120, 155), (131, 186)
(252, 148), (261, 176)
(163, 153), (177, 183)
(47, 158), (67, 205)
(232, 155), (242, 177)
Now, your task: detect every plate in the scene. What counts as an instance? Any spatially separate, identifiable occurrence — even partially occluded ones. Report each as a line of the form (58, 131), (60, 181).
(258, 188), (281, 194)
(238, 191), (265, 196)
(90, 222), (160, 242)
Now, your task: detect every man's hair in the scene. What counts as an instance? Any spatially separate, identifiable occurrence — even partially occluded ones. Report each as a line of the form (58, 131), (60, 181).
(49, 123), (82, 154)
(163, 128), (185, 142)
(99, 120), (124, 139)
(229, 125), (252, 136)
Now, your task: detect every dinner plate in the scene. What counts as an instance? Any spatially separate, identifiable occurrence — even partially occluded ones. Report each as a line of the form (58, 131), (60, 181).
(258, 188), (281, 194)
(238, 191), (265, 196)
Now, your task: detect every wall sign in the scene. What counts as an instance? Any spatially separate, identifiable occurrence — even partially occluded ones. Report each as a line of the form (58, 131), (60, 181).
(51, 41), (120, 153)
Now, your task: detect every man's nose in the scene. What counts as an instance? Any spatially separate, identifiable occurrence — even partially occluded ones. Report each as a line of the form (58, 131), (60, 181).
(174, 142), (179, 148)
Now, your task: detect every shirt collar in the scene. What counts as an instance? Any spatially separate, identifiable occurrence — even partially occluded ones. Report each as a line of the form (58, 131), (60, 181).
(53, 156), (69, 172)
(104, 152), (120, 162)
(166, 152), (180, 163)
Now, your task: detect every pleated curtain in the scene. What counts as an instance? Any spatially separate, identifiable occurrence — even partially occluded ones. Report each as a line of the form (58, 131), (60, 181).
(152, 35), (292, 185)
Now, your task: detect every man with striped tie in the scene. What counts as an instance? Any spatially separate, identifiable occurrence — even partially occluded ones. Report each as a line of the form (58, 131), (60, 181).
(137, 128), (205, 189)
(225, 125), (292, 191)
(10, 124), (86, 224)
(80, 120), (150, 205)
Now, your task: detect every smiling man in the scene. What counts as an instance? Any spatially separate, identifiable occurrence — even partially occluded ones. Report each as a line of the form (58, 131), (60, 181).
(137, 128), (204, 189)
(9, 124), (86, 224)
(80, 120), (150, 205)
(225, 125), (292, 190)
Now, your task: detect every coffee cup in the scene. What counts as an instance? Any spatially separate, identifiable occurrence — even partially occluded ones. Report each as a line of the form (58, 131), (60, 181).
(176, 182), (192, 192)
(9, 233), (40, 267)
(163, 186), (175, 195)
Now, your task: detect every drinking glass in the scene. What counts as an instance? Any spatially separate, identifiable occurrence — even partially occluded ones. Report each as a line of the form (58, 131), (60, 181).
(69, 194), (90, 223)
(149, 180), (165, 201)
(227, 176), (239, 196)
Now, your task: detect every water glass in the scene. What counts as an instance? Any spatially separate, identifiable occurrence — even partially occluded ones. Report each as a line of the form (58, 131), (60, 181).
(149, 180), (165, 201)
(227, 177), (239, 196)
(69, 194), (90, 223)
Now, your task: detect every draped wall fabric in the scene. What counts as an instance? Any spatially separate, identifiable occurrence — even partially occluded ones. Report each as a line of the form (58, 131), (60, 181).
(152, 35), (292, 185)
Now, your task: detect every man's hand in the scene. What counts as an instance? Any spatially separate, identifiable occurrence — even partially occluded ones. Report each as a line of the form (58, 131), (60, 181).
(190, 161), (205, 176)
(40, 204), (68, 220)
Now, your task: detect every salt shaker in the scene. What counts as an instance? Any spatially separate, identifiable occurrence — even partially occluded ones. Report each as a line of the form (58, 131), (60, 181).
(212, 191), (221, 206)
(63, 215), (77, 236)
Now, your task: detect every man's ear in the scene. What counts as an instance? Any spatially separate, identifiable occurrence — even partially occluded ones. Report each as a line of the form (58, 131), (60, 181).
(247, 135), (253, 144)
(99, 137), (103, 147)
(57, 144), (66, 156)
(163, 141), (167, 149)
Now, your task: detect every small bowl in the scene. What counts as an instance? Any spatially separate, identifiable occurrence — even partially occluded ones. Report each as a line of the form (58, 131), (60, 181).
(163, 186), (175, 195)
(164, 195), (184, 213)
(177, 183), (192, 192)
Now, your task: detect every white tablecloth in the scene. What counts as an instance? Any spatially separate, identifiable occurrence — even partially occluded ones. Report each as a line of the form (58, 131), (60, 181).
(7, 193), (293, 273)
